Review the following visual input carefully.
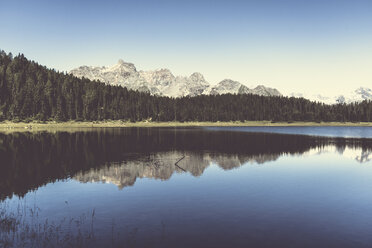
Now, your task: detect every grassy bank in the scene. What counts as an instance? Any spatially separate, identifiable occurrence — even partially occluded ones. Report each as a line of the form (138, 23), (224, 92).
(0, 120), (371, 132)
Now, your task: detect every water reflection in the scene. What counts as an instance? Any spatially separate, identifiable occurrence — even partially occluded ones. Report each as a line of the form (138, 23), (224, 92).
(0, 128), (371, 199)
(73, 151), (278, 189)
(1, 127), (372, 248)
(74, 147), (371, 190)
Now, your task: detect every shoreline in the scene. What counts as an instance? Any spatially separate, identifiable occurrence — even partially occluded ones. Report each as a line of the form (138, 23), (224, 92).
(0, 120), (372, 133)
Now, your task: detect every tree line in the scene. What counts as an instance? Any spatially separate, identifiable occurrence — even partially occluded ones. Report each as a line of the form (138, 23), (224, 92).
(0, 50), (371, 122)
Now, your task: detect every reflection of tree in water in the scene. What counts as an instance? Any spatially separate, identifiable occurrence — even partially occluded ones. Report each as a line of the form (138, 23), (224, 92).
(0, 128), (371, 199)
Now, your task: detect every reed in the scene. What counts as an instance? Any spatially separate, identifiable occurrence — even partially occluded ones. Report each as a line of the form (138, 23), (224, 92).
(0, 202), (96, 248)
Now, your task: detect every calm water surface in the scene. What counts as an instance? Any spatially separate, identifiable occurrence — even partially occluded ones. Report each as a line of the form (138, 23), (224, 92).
(207, 126), (372, 138)
(0, 127), (372, 248)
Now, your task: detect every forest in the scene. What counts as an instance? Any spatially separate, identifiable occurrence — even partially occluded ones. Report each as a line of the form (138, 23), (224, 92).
(0, 50), (371, 122)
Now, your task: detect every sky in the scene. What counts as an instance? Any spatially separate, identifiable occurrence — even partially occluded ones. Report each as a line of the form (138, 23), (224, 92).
(1, 0), (371, 95)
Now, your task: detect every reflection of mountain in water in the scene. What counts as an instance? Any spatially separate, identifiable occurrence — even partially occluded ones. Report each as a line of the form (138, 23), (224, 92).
(73, 152), (281, 189)
(310, 145), (372, 163)
(357, 151), (371, 163)
(337, 146), (372, 163)
(0, 128), (371, 199)
(73, 145), (372, 190)
(74, 152), (208, 189)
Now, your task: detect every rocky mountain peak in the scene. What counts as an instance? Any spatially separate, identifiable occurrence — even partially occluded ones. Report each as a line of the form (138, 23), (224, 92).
(253, 85), (282, 97)
(254, 85), (266, 90)
(112, 59), (137, 73)
(238, 85), (253, 94)
(208, 79), (243, 95)
(188, 73), (209, 93)
(219, 79), (240, 87)
(154, 68), (174, 78)
(139, 69), (175, 88)
(189, 72), (207, 84)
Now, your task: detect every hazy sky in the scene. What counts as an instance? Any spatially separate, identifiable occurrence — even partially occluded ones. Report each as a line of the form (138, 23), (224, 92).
(1, 0), (371, 95)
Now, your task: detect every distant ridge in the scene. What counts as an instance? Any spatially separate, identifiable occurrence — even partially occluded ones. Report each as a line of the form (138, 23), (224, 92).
(290, 87), (372, 104)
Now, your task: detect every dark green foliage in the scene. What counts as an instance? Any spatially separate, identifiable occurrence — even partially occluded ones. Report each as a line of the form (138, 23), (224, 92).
(0, 50), (371, 122)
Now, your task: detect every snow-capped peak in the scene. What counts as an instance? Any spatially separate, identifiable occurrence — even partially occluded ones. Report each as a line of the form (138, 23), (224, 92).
(253, 85), (282, 97)
(108, 59), (137, 74)
(208, 79), (242, 95)
(355, 87), (372, 100)
(189, 72), (208, 85)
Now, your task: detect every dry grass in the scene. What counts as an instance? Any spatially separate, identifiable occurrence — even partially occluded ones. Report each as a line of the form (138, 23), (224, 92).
(0, 120), (371, 133)
(0, 202), (96, 248)
(0, 201), (153, 248)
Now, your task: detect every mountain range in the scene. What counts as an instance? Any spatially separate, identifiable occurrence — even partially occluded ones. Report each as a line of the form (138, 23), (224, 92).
(290, 87), (372, 104)
(70, 59), (371, 104)
(70, 59), (282, 98)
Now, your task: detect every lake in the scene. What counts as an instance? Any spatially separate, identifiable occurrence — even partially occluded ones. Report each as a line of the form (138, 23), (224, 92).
(1, 126), (372, 248)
